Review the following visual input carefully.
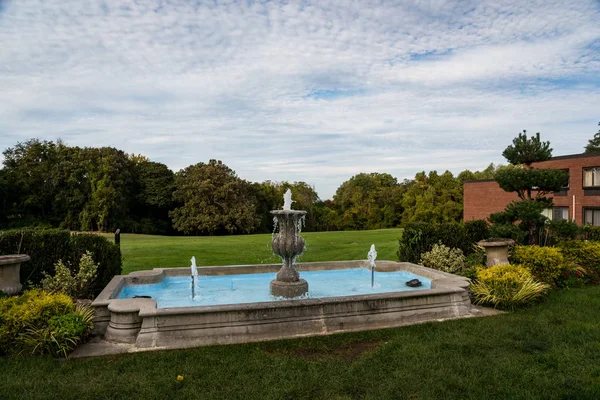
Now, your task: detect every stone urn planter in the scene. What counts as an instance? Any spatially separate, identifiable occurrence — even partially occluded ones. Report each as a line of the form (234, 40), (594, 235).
(0, 254), (30, 295)
(477, 239), (515, 267)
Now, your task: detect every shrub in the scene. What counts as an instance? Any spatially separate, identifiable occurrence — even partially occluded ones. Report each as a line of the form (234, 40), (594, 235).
(464, 220), (490, 243)
(0, 289), (74, 355)
(547, 220), (580, 242)
(420, 243), (465, 274)
(465, 244), (486, 267)
(68, 233), (122, 296)
(456, 266), (478, 281)
(41, 251), (98, 299)
(398, 221), (488, 263)
(21, 305), (94, 358)
(511, 245), (564, 284)
(0, 230), (121, 296)
(471, 264), (550, 310)
(557, 240), (600, 286)
(488, 223), (527, 244)
(580, 225), (600, 241)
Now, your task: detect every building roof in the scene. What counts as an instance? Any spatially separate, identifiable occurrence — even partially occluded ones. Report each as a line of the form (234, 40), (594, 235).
(463, 152), (600, 184)
(541, 152), (600, 161)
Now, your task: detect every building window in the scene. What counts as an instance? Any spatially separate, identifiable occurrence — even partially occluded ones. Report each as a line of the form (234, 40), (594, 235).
(543, 207), (569, 221)
(553, 207), (569, 221)
(583, 167), (600, 188)
(542, 208), (552, 219)
(584, 208), (600, 226)
(560, 169), (569, 189)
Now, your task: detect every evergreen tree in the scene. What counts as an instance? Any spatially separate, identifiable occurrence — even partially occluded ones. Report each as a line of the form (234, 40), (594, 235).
(584, 122), (600, 153)
(490, 131), (568, 244)
(502, 130), (552, 166)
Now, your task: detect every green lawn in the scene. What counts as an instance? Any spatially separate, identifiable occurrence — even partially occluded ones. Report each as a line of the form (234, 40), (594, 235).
(1, 286), (600, 399)
(103, 229), (403, 275)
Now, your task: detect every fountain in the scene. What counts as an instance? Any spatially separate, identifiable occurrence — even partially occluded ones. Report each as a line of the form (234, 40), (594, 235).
(269, 189), (308, 298)
(92, 188), (477, 349)
(367, 244), (377, 287)
(190, 256), (198, 299)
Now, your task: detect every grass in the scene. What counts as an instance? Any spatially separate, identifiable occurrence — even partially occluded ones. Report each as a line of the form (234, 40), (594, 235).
(1, 285), (600, 399)
(101, 229), (403, 275)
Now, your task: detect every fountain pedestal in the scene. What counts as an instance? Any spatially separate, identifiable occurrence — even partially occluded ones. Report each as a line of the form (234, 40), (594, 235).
(270, 209), (308, 298)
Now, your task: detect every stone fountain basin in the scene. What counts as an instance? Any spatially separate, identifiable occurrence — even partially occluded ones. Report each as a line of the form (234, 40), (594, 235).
(91, 260), (475, 350)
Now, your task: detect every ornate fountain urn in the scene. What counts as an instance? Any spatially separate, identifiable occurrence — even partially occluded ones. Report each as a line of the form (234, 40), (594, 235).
(270, 190), (308, 298)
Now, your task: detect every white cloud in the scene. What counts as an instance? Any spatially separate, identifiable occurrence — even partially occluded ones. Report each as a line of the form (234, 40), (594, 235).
(0, 0), (599, 199)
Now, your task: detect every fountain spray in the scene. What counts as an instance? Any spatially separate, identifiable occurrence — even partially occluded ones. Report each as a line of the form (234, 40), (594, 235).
(190, 256), (198, 299)
(367, 244), (377, 287)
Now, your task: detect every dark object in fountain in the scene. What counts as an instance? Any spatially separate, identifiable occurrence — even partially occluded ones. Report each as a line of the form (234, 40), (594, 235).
(133, 295), (152, 299)
(406, 279), (422, 288)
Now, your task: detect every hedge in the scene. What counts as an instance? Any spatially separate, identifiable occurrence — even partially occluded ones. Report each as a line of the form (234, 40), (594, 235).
(580, 225), (600, 241)
(0, 230), (121, 296)
(68, 234), (123, 295)
(398, 220), (489, 264)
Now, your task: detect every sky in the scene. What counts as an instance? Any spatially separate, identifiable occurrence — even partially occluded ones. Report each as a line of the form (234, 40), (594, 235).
(0, 0), (599, 199)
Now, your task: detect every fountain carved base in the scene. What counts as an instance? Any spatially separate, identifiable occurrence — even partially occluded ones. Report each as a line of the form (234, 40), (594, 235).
(270, 279), (308, 298)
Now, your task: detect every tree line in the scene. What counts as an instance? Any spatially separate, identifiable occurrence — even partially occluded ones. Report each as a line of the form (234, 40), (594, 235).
(0, 139), (497, 235)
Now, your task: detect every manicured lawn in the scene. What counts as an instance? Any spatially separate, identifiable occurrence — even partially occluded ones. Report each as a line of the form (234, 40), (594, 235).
(102, 229), (403, 275)
(1, 286), (600, 399)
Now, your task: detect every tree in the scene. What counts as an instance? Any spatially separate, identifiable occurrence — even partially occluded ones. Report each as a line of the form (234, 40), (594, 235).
(130, 160), (175, 234)
(313, 200), (340, 231)
(332, 173), (406, 230)
(2, 139), (59, 226)
(490, 132), (568, 244)
(51, 144), (93, 230)
(457, 163), (499, 182)
(401, 171), (463, 225)
(79, 147), (135, 232)
(585, 122), (600, 153)
(254, 181), (321, 232)
(170, 160), (261, 235)
(0, 168), (18, 228)
(502, 130), (552, 166)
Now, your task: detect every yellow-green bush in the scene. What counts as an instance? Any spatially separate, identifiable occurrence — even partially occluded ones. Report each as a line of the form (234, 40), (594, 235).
(557, 240), (600, 286)
(21, 305), (94, 357)
(511, 245), (564, 284)
(0, 290), (74, 356)
(471, 264), (550, 310)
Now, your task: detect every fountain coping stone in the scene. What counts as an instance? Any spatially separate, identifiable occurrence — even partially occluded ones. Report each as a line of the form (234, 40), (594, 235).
(270, 210), (307, 216)
(0, 255), (31, 266)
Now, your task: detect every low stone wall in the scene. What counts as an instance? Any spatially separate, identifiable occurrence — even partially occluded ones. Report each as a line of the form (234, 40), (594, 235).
(92, 261), (475, 350)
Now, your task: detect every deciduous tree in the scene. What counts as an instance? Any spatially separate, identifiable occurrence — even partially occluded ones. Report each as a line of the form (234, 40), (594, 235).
(401, 171), (463, 225)
(170, 160), (260, 235)
(333, 173), (406, 230)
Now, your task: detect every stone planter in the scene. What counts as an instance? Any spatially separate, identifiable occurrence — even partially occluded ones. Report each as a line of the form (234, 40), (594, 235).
(0, 254), (30, 295)
(477, 239), (515, 267)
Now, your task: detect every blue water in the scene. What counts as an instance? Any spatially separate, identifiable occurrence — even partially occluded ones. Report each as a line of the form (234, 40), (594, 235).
(117, 268), (431, 308)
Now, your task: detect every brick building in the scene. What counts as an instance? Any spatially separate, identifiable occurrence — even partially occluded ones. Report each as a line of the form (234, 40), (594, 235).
(464, 153), (600, 226)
